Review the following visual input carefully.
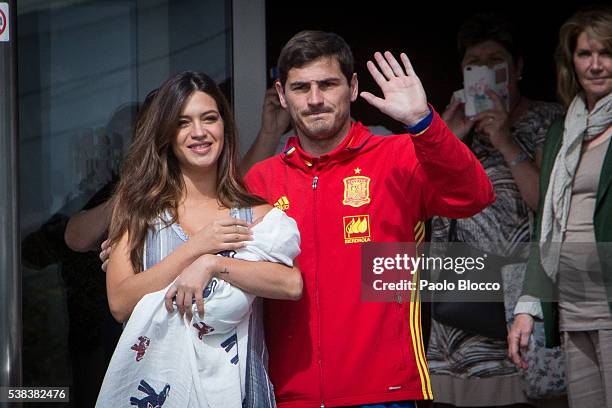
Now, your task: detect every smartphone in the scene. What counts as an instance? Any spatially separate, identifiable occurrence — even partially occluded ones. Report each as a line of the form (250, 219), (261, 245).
(462, 63), (509, 117)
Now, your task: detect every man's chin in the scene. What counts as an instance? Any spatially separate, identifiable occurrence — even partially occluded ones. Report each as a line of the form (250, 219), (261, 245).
(304, 126), (336, 140)
(297, 116), (349, 140)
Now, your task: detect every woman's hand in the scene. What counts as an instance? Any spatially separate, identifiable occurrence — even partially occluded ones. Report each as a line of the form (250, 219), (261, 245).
(441, 96), (474, 140)
(508, 313), (534, 369)
(101, 217), (252, 272)
(473, 90), (515, 153)
(100, 239), (112, 272)
(164, 254), (219, 320)
(189, 217), (253, 256)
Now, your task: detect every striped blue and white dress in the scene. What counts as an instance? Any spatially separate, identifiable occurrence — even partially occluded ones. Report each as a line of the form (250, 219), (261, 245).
(143, 208), (276, 408)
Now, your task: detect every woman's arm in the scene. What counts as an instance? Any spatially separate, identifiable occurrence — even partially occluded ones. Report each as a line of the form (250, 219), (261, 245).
(100, 214), (252, 272)
(165, 253), (302, 320)
(106, 230), (205, 322)
(108, 205), (302, 322)
(472, 92), (544, 210)
(106, 215), (252, 322)
(214, 256), (302, 300)
(496, 144), (542, 210)
(166, 204), (303, 319)
(226, 203), (301, 299)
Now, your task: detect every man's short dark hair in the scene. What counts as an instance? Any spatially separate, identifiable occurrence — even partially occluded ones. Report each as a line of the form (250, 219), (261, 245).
(457, 13), (521, 62)
(277, 30), (354, 87)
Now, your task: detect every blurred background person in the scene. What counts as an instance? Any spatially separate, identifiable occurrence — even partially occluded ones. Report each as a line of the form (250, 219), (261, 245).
(21, 100), (141, 407)
(46, 90), (155, 407)
(428, 12), (566, 408)
(240, 87), (292, 174)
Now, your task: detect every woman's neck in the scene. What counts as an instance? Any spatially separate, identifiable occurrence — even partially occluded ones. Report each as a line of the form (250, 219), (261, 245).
(585, 92), (610, 112)
(180, 167), (218, 203)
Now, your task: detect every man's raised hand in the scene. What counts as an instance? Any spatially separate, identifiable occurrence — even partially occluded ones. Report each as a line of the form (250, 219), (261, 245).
(360, 51), (430, 128)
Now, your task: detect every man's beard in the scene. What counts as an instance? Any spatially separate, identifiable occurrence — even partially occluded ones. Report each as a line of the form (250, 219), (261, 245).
(298, 110), (347, 141)
(304, 119), (336, 139)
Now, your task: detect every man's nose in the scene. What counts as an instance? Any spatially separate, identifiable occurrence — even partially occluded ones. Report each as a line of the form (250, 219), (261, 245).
(307, 86), (324, 106)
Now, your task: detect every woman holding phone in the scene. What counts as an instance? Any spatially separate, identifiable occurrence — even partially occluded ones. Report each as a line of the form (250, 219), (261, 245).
(429, 12), (565, 408)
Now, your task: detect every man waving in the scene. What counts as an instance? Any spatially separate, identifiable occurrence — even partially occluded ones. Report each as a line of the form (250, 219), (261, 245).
(245, 30), (495, 407)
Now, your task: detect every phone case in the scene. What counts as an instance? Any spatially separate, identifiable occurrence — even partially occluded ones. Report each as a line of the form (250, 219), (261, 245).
(463, 63), (509, 117)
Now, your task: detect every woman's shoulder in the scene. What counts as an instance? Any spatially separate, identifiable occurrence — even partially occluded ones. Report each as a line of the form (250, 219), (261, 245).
(513, 100), (564, 148)
(526, 100), (565, 122)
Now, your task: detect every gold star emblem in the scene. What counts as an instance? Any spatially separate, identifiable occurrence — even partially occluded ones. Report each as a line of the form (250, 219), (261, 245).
(354, 167), (361, 174)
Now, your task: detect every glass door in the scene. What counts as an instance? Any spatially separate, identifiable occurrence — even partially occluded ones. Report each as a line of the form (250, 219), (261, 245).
(17, 1), (233, 405)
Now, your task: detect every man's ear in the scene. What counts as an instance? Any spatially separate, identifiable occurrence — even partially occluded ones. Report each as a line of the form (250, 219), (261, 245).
(350, 73), (358, 102)
(275, 80), (288, 109)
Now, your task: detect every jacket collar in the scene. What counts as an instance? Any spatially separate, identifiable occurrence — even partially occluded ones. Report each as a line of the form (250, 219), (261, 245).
(281, 121), (372, 171)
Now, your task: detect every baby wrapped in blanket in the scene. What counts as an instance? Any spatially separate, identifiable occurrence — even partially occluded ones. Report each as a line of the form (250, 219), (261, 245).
(96, 207), (300, 408)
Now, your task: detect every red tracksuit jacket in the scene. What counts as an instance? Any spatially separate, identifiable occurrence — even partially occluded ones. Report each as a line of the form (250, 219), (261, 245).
(245, 111), (495, 407)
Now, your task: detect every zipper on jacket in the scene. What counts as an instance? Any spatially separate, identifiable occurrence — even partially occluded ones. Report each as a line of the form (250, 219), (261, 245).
(312, 173), (324, 407)
(312, 175), (319, 189)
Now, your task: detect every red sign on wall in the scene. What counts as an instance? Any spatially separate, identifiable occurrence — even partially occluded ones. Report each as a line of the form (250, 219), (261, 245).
(0, 3), (9, 42)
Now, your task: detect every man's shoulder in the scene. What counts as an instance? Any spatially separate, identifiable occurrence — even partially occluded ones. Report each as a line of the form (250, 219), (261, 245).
(247, 154), (286, 176)
(360, 132), (415, 158)
(369, 132), (407, 142)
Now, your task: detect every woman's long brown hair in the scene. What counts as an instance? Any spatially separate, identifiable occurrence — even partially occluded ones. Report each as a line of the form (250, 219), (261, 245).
(108, 72), (266, 272)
